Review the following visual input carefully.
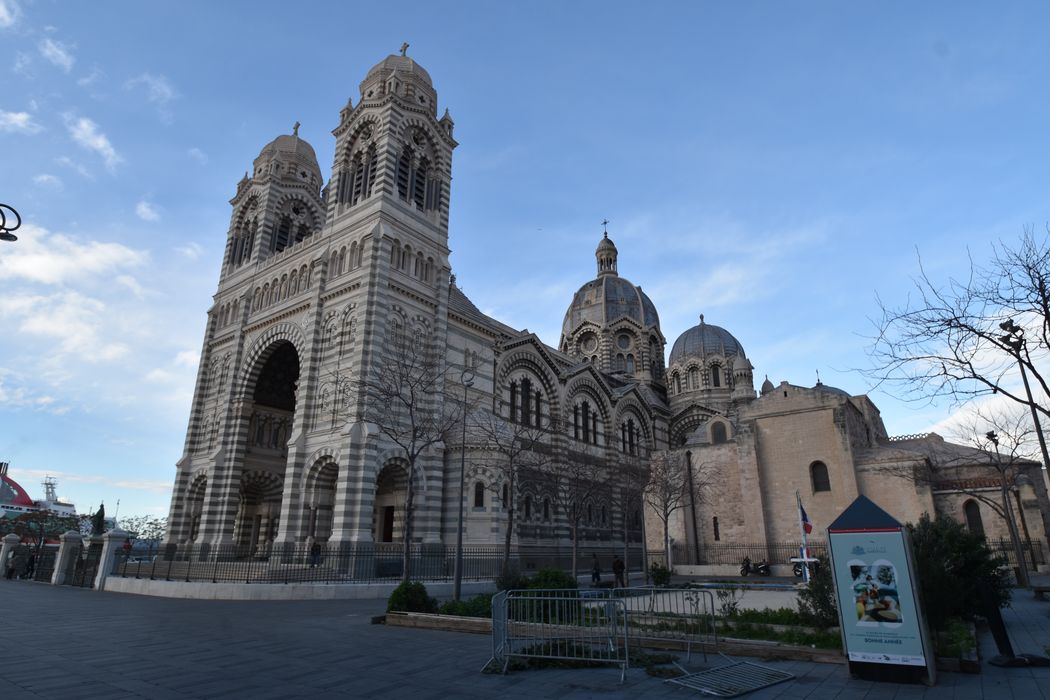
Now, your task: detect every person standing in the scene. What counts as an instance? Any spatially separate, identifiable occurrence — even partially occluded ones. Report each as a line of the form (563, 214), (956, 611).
(23, 552), (36, 580)
(310, 541), (321, 568)
(591, 553), (601, 585)
(612, 556), (626, 588)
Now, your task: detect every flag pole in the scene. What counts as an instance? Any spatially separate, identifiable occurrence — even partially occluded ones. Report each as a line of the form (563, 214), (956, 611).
(796, 490), (810, 584)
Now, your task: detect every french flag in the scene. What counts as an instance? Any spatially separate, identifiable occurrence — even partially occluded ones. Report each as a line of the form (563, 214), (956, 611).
(800, 502), (813, 535)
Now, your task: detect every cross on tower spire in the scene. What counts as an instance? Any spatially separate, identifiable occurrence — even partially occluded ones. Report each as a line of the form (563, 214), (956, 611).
(601, 218), (609, 237)
(400, 42), (409, 56)
(293, 121), (300, 136)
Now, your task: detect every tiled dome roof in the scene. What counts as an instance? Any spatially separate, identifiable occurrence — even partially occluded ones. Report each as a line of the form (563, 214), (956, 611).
(669, 317), (745, 366)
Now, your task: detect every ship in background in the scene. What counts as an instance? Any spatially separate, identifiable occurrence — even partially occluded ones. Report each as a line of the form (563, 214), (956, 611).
(1, 461), (78, 524)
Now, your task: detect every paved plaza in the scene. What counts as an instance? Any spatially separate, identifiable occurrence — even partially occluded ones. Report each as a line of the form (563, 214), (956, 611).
(0, 581), (1048, 699)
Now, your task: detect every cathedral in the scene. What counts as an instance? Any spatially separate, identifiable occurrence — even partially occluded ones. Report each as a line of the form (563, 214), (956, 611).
(166, 51), (1050, 571)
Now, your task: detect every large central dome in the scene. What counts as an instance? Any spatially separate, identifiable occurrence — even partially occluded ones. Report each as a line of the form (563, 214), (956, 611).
(559, 232), (664, 384)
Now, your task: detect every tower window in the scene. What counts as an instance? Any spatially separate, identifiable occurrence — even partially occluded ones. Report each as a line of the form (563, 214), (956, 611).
(272, 216), (291, 253)
(810, 461), (831, 493)
(543, 499), (551, 521)
(474, 481), (485, 508)
(712, 365), (722, 388)
(711, 422), (727, 444)
(524, 496), (532, 520)
(713, 516), (720, 541)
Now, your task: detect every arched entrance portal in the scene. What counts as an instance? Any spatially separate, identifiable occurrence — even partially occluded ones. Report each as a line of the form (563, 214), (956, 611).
(305, 460), (338, 543)
(373, 463), (407, 543)
(238, 340), (300, 550)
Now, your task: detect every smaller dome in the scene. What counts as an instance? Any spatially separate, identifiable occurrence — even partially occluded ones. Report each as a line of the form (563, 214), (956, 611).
(366, 54), (433, 87)
(813, 381), (850, 397)
(669, 316), (746, 367)
(761, 376), (775, 395)
(258, 131), (319, 168)
(596, 235), (617, 254)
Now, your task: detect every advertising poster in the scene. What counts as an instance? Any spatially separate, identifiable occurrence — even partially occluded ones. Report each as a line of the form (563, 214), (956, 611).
(829, 529), (927, 666)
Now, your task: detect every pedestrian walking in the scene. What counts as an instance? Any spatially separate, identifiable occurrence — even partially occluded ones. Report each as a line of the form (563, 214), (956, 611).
(4, 549), (15, 580)
(23, 552), (36, 580)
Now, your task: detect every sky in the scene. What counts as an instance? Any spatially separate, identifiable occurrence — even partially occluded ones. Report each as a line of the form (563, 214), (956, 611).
(2, 1), (1049, 518)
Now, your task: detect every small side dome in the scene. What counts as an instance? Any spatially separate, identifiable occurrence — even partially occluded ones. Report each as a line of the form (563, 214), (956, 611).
(669, 315), (746, 367)
(761, 376), (775, 395)
(813, 381), (850, 397)
(252, 124), (323, 188)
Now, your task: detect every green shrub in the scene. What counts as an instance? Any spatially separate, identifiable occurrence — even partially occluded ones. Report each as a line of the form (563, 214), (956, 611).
(714, 585), (741, 618)
(439, 593), (493, 618)
(797, 555), (838, 628)
(527, 568), (578, 590)
(649, 562), (671, 586)
(495, 566), (529, 591)
(907, 514), (1010, 633)
(734, 607), (805, 626)
(935, 618), (975, 658)
(386, 580), (437, 614)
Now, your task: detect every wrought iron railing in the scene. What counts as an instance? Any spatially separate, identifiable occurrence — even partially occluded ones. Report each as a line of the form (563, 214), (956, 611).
(653, 541), (828, 567)
(110, 542), (645, 585)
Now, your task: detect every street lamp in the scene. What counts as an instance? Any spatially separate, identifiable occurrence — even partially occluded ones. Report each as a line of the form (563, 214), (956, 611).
(986, 431), (1030, 588)
(452, 367), (474, 601)
(0, 203), (21, 242)
(998, 319), (1050, 476)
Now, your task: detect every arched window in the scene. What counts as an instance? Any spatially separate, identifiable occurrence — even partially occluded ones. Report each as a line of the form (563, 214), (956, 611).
(524, 495), (532, 520)
(473, 481), (485, 508)
(509, 381), (519, 423)
(713, 516), (720, 541)
(601, 505), (607, 526)
(711, 422), (727, 444)
(689, 367), (699, 390)
(626, 354), (635, 374)
(810, 461), (831, 493)
(273, 216), (291, 252)
(674, 373), (682, 394)
(502, 483), (509, 508)
(963, 499), (985, 537)
(543, 498), (551, 521)
(711, 365), (722, 388)
(615, 354), (625, 371)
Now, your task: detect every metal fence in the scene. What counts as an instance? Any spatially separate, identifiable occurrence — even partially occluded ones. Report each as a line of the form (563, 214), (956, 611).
(109, 542), (645, 585)
(987, 538), (1045, 570)
(491, 589), (630, 681)
(654, 541), (828, 567)
(491, 587), (718, 680)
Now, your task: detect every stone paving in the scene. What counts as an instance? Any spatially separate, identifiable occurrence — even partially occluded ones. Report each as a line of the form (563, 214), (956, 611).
(0, 580), (1048, 699)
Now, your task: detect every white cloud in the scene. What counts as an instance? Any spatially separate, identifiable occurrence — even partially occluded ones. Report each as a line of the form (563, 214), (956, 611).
(0, 109), (42, 133)
(0, 0), (21, 28)
(12, 51), (31, 76)
(0, 291), (129, 361)
(187, 147), (208, 164)
(65, 115), (121, 169)
(12, 468), (172, 494)
(145, 368), (176, 383)
(32, 173), (61, 188)
(135, 200), (160, 222)
(115, 274), (148, 299)
(174, 350), (199, 368)
(77, 66), (105, 88)
(0, 370), (65, 414)
(0, 222), (146, 285)
(55, 155), (93, 179)
(126, 73), (178, 123)
(175, 242), (203, 260)
(38, 37), (74, 73)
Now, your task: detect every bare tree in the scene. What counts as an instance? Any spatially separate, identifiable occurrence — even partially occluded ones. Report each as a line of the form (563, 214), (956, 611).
(644, 450), (715, 570)
(538, 450), (607, 581)
(609, 453), (649, 586)
(879, 407), (1042, 586)
(119, 515), (168, 558)
(356, 328), (466, 582)
(868, 229), (1050, 472)
(467, 407), (556, 578)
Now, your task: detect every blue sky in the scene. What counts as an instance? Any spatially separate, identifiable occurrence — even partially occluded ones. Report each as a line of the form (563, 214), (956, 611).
(2, 1), (1048, 517)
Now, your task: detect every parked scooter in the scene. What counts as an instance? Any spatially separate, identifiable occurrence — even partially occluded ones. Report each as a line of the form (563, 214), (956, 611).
(792, 560), (821, 578)
(740, 556), (771, 576)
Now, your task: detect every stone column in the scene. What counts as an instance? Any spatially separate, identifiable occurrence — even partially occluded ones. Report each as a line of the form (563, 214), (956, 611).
(1, 533), (20, 577)
(51, 530), (83, 585)
(94, 528), (128, 591)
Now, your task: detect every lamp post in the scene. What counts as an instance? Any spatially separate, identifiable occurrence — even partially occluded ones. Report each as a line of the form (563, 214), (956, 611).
(0, 203), (21, 242)
(986, 431), (1030, 588)
(999, 319), (1050, 481)
(452, 367), (474, 601)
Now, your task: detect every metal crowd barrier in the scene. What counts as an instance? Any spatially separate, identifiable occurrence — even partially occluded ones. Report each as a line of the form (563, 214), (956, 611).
(491, 589), (630, 682)
(490, 587), (719, 680)
(612, 587), (718, 662)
